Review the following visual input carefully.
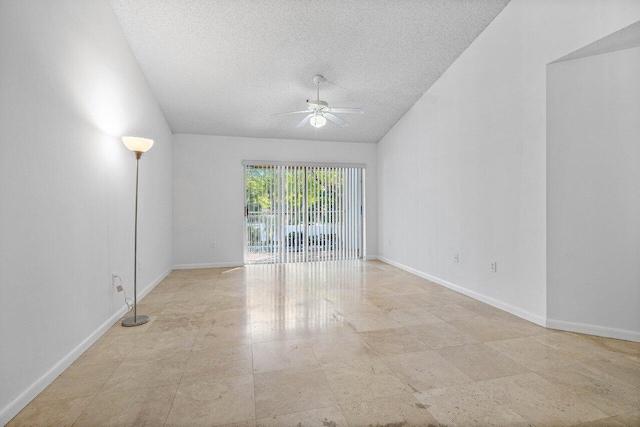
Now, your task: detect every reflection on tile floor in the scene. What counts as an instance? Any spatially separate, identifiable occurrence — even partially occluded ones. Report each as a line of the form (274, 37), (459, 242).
(8, 260), (640, 426)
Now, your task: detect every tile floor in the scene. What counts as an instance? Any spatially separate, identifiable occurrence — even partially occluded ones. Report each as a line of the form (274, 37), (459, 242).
(8, 260), (640, 426)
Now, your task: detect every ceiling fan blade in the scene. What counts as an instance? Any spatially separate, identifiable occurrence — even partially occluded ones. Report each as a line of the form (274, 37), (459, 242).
(329, 107), (363, 114)
(324, 113), (349, 127)
(296, 114), (314, 128)
(272, 110), (310, 116)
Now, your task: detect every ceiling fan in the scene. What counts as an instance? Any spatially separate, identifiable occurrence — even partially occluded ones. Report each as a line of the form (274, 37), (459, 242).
(274, 75), (363, 128)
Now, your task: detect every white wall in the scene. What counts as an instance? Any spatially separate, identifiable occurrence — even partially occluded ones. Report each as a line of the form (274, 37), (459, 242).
(547, 47), (640, 341)
(377, 0), (640, 324)
(0, 0), (173, 423)
(173, 134), (377, 267)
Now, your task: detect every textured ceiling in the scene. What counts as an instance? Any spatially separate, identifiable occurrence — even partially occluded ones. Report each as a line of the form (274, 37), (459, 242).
(110, 0), (509, 143)
(554, 20), (640, 63)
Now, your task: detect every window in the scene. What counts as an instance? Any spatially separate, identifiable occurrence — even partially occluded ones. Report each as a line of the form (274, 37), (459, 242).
(244, 162), (365, 264)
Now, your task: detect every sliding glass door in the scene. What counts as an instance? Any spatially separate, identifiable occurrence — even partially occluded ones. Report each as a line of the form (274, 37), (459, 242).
(244, 162), (365, 264)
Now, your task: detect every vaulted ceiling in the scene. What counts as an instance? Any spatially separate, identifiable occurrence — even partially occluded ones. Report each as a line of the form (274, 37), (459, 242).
(110, 0), (510, 143)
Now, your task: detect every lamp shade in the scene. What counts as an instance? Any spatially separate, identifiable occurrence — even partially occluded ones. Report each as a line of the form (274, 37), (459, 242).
(310, 115), (326, 128)
(122, 136), (154, 153)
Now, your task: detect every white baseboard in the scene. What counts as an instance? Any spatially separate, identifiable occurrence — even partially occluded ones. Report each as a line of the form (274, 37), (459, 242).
(0, 267), (172, 426)
(365, 255), (379, 260)
(377, 256), (546, 327)
(546, 318), (640, 343)
(173, 261), (244, 269)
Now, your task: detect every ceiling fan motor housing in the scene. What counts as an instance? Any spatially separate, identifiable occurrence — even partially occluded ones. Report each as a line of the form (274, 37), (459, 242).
(307, 100), (329, 111)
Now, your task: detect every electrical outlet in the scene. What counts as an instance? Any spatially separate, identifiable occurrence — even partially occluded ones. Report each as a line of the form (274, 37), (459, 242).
(490, 262), (497, 273)
(210, 242), (216, 249)
(454, 253), (459, 263)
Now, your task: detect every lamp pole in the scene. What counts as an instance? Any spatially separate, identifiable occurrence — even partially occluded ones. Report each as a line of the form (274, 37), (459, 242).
(121, 137), (153, 327)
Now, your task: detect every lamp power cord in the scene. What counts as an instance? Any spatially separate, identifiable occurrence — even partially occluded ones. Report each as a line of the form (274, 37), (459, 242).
(112, 274), (135, 312)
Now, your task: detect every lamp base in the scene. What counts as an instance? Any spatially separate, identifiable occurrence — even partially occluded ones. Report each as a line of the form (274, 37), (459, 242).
(121, 314), (150, 327)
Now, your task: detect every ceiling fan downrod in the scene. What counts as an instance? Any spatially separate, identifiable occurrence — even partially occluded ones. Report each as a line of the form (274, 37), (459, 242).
(313, 75), (326, 101)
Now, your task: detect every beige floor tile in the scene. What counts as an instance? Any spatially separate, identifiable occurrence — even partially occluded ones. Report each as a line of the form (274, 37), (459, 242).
(127, 329), (198, 358)
(73, 384), (177, 426)
(404, 291), (467, 307)
(480, 372), (609, 426)
(160, 301), (209, 315)
(14, 262), (640, 427)
(251, 319), (309, 343)
(576, 417), (628, 426)
(183, 345), (253, 382)
(249, 304), (294, 323)
(381, 282), (430, 295)
(587, 355), (640, 388)
(36, 362), (118, 401)
(384, 350), (473, 392)
(7, 396), (93, 427)
(310, 333), (376, 364)
(334, 301), (386, 315)
(486, 337), (580, 372)
(359, 327), (429, 355)
(532, 332), (623, 362)
(456, 300), (515, 319)
(449, 317), (525, 342)
(386, 307), (444, 326)
(367, 295), (418, 311)
(292, 299), (343, 320)
(102, 350), (190, 393)
(341, 311), (403, 332)
(209, 294), (250, 311)
(152, 282), (190, 294)
(538, 363), (640, 416)
(140, 291), (176, 305)
(340, 393), (440, 427)
(422, 303), (482, 322)
(193, 324), (252, 350)
(414, 382), (532, 427)
(165, 374), (255, 426)
(213, 288), (249, 300)
(436, 343), (529, 381)
(582, 336), (640, 356)
(361, 286), (399, 298)
(256, 406), (348, 427)
(254, 367), (337, 418)
(145, 313), (204, 333)
(252, 339), (319, 373)
(613, 409), (640, 426)
(405, 322), (479, 349)
(75, 334), (139, 366)
(296, 314), (357, 338)
(322, 357), (410, 403)
(170, 289), (215, 304)
(218, 422), (256, 427)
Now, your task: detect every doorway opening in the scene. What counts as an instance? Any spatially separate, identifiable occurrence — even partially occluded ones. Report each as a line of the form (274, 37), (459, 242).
(244, 162), (365, 264)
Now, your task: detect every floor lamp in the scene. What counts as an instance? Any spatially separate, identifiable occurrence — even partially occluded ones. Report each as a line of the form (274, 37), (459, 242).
(121, 136), (154, 327)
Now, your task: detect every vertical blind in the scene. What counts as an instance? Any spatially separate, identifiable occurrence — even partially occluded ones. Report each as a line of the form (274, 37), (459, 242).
(244, 162), (365, 264)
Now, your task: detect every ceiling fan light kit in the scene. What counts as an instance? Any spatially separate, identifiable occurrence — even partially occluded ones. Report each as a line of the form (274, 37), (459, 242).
(310, 115), (327, 128)
(274, 75), (363, 129)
